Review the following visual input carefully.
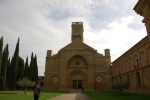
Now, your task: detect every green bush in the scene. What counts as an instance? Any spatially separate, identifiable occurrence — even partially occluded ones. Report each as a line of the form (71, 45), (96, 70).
(112, 81), (130, 92)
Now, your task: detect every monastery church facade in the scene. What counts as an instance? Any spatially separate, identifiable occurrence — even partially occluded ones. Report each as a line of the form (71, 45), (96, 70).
(44, 22), (111, 92)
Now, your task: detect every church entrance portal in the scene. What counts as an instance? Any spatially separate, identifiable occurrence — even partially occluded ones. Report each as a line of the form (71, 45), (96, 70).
(72, 80), (82, 89)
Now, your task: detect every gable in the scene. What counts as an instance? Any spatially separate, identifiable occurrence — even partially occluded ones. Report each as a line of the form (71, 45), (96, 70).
(55, 42), (102, 56)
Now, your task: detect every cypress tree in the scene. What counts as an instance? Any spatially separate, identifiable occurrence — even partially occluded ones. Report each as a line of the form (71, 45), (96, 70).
(0, 37), (3, 75)
(6, 57), (10, 87)
(9, 56), (14, 89)
(0, 44), (9, 90)
(32, 55), (38, 83)
(9, 38), (20, 89)
(17, 57), (24, 81)
(24, 57), (28, 78)
(28, 52), (34, 80)
(16, 57), (24, 90)
(0, 47), (5, 90)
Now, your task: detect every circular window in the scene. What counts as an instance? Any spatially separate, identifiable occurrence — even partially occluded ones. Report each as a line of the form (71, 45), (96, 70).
(96, 76), (102, 82)
(52, 76), (59, 83)
(76, 61), (80, 66)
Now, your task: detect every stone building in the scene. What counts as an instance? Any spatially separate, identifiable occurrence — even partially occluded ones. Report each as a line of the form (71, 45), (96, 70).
(44, 22), (111, 92)
(111, 0), (150, 93)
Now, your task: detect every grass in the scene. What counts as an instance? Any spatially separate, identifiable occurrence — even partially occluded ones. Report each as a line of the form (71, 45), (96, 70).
(85, 91), (150, 100)
(1, 91), (150, 100)
(0, 90), (63, 100)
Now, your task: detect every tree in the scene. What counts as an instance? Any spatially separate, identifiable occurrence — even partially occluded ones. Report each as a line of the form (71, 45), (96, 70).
(6, 57), (10, 87)
(9, 38), (20, 89)
(17, 57), (24, 81)
(16, 57), (24, 90)
(32, 55), (38, 83)
(0, 44), (9, 90)
(27, 52), (34, 80)
(24, 57), (28, 78)
(17, 77), (35, 94)
(0, 37), (3, 75)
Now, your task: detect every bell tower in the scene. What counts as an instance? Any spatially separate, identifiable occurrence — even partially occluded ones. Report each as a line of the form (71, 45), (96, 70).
(71, 22), (84, 44)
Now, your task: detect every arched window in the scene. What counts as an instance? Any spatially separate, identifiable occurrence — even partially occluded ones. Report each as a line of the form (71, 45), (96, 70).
(129, 57), (132, 70)
(139, 51), (145, 67)
(125, 60), (128, 72)
(118, 63), (122, 74)
(127, 75), (130, 87)
(68, 55), (88, 67)
(136, 72), (141, 87)
(134, 54), (139, 70)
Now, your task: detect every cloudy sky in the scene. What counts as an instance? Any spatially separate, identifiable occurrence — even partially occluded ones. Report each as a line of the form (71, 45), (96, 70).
(0, 0), (147, 76)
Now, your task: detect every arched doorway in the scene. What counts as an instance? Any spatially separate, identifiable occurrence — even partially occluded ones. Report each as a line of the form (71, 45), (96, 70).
(71, 73), (84, 89)
(66, 55), (88, 90)
(67, 70), (87, 90)
(73, 80), (82, 89)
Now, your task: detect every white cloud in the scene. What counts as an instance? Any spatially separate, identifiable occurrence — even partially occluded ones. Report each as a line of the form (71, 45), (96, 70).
(85, 16), (146, 61)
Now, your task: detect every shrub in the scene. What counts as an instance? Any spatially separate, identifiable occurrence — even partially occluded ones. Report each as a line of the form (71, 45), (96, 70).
(112, 80), (130, 92)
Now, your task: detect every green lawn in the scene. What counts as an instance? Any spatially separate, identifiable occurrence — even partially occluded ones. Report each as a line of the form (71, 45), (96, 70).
(0, 91), (63, 100)
(85, 92), (150, 100)
(1, 91), (150, 100)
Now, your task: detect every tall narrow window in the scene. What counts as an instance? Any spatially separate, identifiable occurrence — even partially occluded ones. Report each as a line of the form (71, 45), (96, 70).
(135, 59), (139, 70)
(119, 66), (122, 74)
(136, 72), (141, 87)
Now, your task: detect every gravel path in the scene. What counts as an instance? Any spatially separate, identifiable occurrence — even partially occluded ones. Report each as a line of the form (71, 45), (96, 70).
(48, 93), (90, 100)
